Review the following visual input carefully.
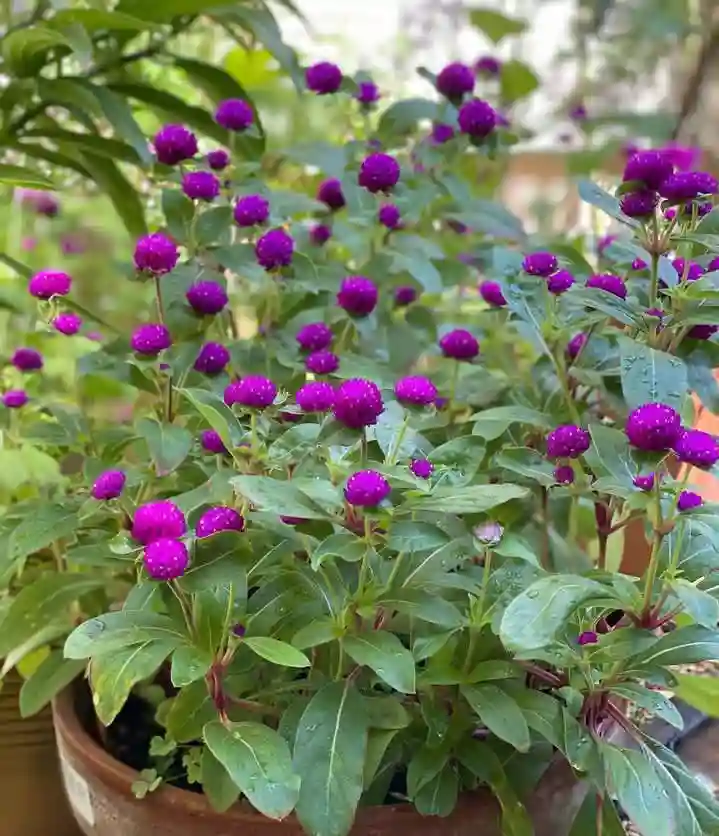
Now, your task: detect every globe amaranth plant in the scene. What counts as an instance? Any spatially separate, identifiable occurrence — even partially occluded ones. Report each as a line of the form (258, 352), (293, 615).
(4, 51), (719, 836)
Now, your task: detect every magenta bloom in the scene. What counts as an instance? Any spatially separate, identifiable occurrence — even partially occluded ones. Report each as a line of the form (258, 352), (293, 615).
(297, 381), (335, 413)
(546, 425), (590, 459)
(632, 258), (648, 271)
(358, 153), (400, 193)
(660, 171), (718, 202)
(234, 194), (270, 227)
(547, 269), (575, 295)
(678, 491), (703, 512)
(215, 99), (253, 131)
(479, 280), (506, 307)
(356, 81), (380, 106)
(306, 350), (339, 375)
(625, 403), (682, 451)
(577, 631), (598, 646)
(566, 333), (587, 360)
(224, 375), (276, 409)
(410, 458), (434, 479)
(255, 228), (294, 270)
(207, 149), (230, 171)
(305, 61), (343, 94)
(633, 473), (656, 492)
(688, 325), (719, 340)
(53, 312), (82, 335)
(182, 171), (220, 202)
(194, 342), (230, 376)
(436, 62), (475, 99)
(134, 232), (178, 275)
(28, 270), (71, 299)
(431, 123), (455, 144)
(195, 506), (245, 538)
(317, 178), (345, 211)
(310, 224), (332, 245)
(91, 470), (126, 500)
(622, 150), (673, 190)
(201, 429), (227, 455)
(11, 348), (43, 372)
(554, 465), (575, 485)
(475, 55), (501, 76)
(344, 470), (390, 507)
(522, 251), (558, 277)
(332, 378), (384, 428)
(337, 276), (378, 317)
(132, 500), (186, 544)
(672, 258), (704, 281)
(586, 273), (627, 299)
(2, 390), (27, 408)
(439, 329), (479, 360)
(153, 124), (198, 165)
(143, 539), (189, 581)
(186, 280), (228, 316)
(394, 375), (437, 407)
(394, 286), (417, 306)
(296, 322), (333, 352)
(620, 190), (658, 218)
(458, 98), (496, 138)
(378, 203), (401, 229)
(674, 429), (719, 469)
(660, 143), (701, 172)
(131, 323), (171, 356)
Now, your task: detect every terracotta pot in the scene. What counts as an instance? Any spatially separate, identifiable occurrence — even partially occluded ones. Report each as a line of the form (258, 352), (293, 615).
(0, 672), (81, 836)
(53, 682), (586, 836)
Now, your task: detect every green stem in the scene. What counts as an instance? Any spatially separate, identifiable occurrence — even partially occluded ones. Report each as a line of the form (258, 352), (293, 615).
(448, 360), (460, 410)
(554, 351), (582, 424)
(385, 550), (406, 590)
(641, 480), (665, 615)
(335, 641), (345, 680)
(250, 411), (258, 454)
(477, 547), (492, 621)
(649, 229), (660, 306)
(387, 413), (409, 466)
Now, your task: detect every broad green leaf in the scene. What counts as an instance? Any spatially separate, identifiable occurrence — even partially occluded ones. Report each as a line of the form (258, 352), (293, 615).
(19, 652), (86, 717)
(685, 346), (719, 413)
(472, 405), (551, 440)
(2, 27), (71, 75)
(429, 436), (486, 481)
(495, 447), (557, 486)
(403, 483), (529, 514)
(170, 645), (213, 686)
(202, 747), (240, 812)
(137, 418), (193, 476)
(0, 163), (54, 189)
(569, 287), (642, 326)
(611, 683), (683, 729)
(50, 8), (152, 31)
(628, 625), (719, 668)
(569, 793), (627, 836)
(387, 522), (450, 553)
(79, 152), (147, 237)
(28, 127), (142, 165)
(461, 684), (531, 751)
(343, 632), (416, 694)
(469, 8), (527, 42)
(499, 60), (539, 103)
(204, 720), (300, 819)
(377, 98), (439, 138)
(671, 579), (719, 628)
(117, 0), (244, 20)
(180, 388), (241, 452)
(577, 178), (637, 226)
(165, 680), (215, 742)
(413, 763), (459, 817)
(231, 475), (328, 520)
(291, 619), (337, 650)
(673, 673), (719, 717)
(243, 637), (310, 668)
(584, 424), (636, 488)
(618, 337), (688, 412)
(64, 611), (187, 659)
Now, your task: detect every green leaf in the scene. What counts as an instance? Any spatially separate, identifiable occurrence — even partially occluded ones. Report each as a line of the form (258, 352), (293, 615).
(293, 681), (369, 836)
(472, 405), (551, 440)
(137, 419), (193, 476)
(413, 763), (459, 817)
(116, 0), (245, 20)
(243, 637), (310, 668)
(673, 673), (719, 717)
(231, 475), (328, 520)
(79, 152), (147, 238)
(29, 127), (142, 166)
(569, 287), (642, 327)
(170, 645), (213, 686)
(0, 163), (55, 189)
(611, 683), (684, 729)
(343, 632), (416, 694)
(671, 579), (719, 628)
(2, 27), (71, 75)
(165, 680), (215, 742)
(499, 60), (539, 103)
(461, 684), (531, 751)
(403, 483), (529, 514)
(577, 178), (637, 226)
(618, 337), (688, 412)
(64, 611), (187, 659)
(377, 98), (439, 138)
(204, 720), (300, 819)
(584, 424), (636, 489)
(19, 652), (86, 717)
(469, 8), (527, 42)
(495, 447), (557, 486)
(180, 388), (241, 452)
(49, 8), (152, 31)
(628, 625), (719, 668)
(387, 522), (450, 553)
(201, 748), (240, 813)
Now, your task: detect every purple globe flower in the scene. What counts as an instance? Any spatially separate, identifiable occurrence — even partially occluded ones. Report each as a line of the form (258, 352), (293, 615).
(234, 194), (270, 227)
(596, 234), (617, 256)
(194, 342), (230, 376)
(688, 325), (719, 340)
(554, 465), (575, 484)
(620, 190), (658, 218)
(394, 375), (437, 407)
(625, 403), (682, 451)
(182, 171), (220, 202)
(317, 178), (345, 211)
(143, 538), (189, 581)
(577, 631), (598, 646)
(378, 203), (401, 230)
(547, 269), (575, 295)
(431, 123), (455, 144)
(522, 251), (558, 277)
(332, 378), (384, 428)
(410, 458), (434, 479)
(310, 223), (332, 245)
(394, 286), (417, 306)
(28, 270), (71, 299)
(660, 171), (718, 202)
(674, 429), (719, 469)
(337, 275), (378, 317)
(201, 429), (228, 455)
(344, 470), (391, 507)
(479, 280), (506, 307)
(224, 375), (276, 409)
(2, 390), (27, 408)
(358, 153), (400, 193)
(91, 470), (126, 500)
(305, 349), (340, 375)
(53, 312), (82, 335)
(134, 232), (179, 275)
(436, 62), (475, 99)
(207, 149), (230, 171)
(356, 81), (380, 105)
(255, 228), (294, 270)
(678, 491), (703, 512)
(280, 516), (306, 526)
(153, 124), (198, 166)
(672, 257), (704, 281)
(632, 257), (648, 271)
(708, 257), (719, 272)
(11, 348), (43, 372)
(214, 99), (253, 132)
(622, 150), (673, 190)
(132, 500), (186, 544)
(664, 208), (677, 221)
(296, 322), (333, 352)
(305, 61), (343, 94)
(457, 98), (497, 138)
(566, 333), (587, 360)
(475, 55), (501, 76)
(297, 381), (335, 413)
(186, 280), (228, 316)
(633, 473), (656, 492)
(131, 324), (171, 356)
(195, 506), (245, 538)
(586, 273), (627, 299)
(439, 329), (479, 360)
(546, 425), (591, 459)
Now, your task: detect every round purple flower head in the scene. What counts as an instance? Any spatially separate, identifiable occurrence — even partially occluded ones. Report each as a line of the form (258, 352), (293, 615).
(53, 312), (82, 335)
(297, 381), (335, 413)
(306, 350), (339, 375)
(234, 194), (270, 227)
(378, 204), (401, 230)
(688, 325), (719, 340)
(586, 273), (627, 299)
(566, 333), (587, 360)
(633, 473), (656, 492)
(201, 429), (227, 455)
(439, 329), (479, 360)
(317, 178), (345, 211)
(11, 348), (43, 372)
(479, 280), (506, 307)
(207, 149), (230, 171)
(131, 324), (171, 356)
(356, 81), (380, 106)
(577, 631), (598, 646)
(358, 153), (400, 193)
(332, 378), (384, 429)
(305, 61), (343, 94)
(436, 62), (474, 100)
(186, 280), (228, 316)
(194, 342), (230, 376)
(153, 124), (198, 166)
(620, 190), (658, 218)
(182, 171), (220, 202)
(28, 270), (71, 299)
(522, 251), (558, 277)
(344, 470), (390, 507)
(91, 470), (126, 500)
(337, 276), (378, 317)
(678, 491), (703, 512)
(554, 465), (575, 485)
(134, 232), (178, 275)
(394, 286), (417, 306)
(394, 375), (437, 407)
(622, 150), (673, 190)
(143, 539), (189, 581)
(625, 403), (682, 451)
(3, 390), (27, 408)
(674, 429), (719, 470)
(458, 98), (497, 138)
(255, 228), (294, 270)
(709, 257), (719, 272)
(672, 257), (704, 282)
(547, 269), (575, 295)
(664, 208), (677, 221)
(214, 99), (253, 132)
(431, 123), (455, 144)
(410, 458), (434, 479)
(660, 171), (718, 202)
(132, 500), (186, 545)
(475, 55), (501, 76)
(225, 375), (276, 409)
(296, 322), (333, 352)
(546, 425), (591, 459)
(632, 258), (648, 271)
(196, 506), (245, 538)
(310, 224), (332, 246)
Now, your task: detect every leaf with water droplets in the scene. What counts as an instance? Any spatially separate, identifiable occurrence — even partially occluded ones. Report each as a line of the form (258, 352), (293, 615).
(618, 337), (688, 412)
(344, 632), (416, 694)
